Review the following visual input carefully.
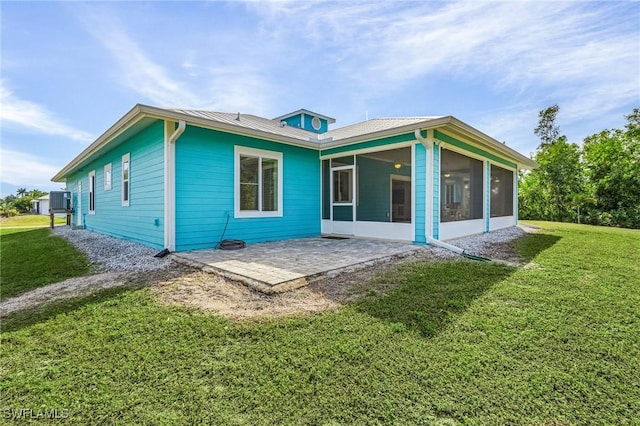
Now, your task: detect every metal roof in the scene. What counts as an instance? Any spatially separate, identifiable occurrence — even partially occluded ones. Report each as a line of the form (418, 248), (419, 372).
(325, 117), (443, 141)
(170, 109), (321, 142)
(52, 104), (537, 182)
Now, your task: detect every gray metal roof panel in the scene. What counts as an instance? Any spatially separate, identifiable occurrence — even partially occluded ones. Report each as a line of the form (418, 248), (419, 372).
(169, 109), (320, 141)
(325, 117), (443, 141)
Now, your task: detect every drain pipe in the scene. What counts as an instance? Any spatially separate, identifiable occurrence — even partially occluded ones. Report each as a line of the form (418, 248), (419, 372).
(415, 128), (491, 262)
(164, 120), (186, 252)
(427, 236), (492, 262)
(169, 120), (186, 143)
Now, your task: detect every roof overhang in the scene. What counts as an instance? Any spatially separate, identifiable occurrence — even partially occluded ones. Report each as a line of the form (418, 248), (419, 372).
(52, 104), (325, 182)
(319, 116), (537, 170)
(53, 105), (536, 183)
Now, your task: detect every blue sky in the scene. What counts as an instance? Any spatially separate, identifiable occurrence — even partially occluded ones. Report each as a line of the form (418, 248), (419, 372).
(1, 1), (639, 197)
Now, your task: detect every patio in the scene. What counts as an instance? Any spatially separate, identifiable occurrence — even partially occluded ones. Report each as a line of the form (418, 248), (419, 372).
(172, 237), (424, 293)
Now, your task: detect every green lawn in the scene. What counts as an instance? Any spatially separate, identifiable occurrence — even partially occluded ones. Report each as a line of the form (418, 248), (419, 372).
(0, 214), (66, 227)
(1, 222), (638, 424)
(0, 227), (91, 300)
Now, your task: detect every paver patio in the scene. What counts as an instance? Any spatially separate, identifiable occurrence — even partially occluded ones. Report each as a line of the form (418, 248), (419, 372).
(172, 237), (423, 293)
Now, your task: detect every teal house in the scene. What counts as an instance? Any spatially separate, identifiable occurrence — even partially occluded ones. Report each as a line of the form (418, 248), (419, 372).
(52, 104), (537, 252)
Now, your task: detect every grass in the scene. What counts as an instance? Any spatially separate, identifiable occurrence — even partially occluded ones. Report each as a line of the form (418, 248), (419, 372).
(0, 214), (67, 227)
(1, 222), (639, 424)
(0, 227), (91, 300)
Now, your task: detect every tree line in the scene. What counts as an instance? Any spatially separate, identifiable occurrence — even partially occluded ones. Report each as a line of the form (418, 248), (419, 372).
(519, 106), (640, 229)
(0, 188), (49, 217)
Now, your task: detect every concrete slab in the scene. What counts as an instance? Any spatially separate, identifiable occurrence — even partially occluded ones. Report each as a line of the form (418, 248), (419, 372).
(172, 237), (423, 293)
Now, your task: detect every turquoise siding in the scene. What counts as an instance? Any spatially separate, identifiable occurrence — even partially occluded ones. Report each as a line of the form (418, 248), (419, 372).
(175, 126), (320, 251)
(68, 122), (165, 248)
(485, 161), (491, 232)
(302, 114), (328, 133)
(356, 156), (410, 222)
(432, 143), (440, 240)
(281, 115), (302, 129)
(321, 132), (416, 157)
(414, 144), (426, 244)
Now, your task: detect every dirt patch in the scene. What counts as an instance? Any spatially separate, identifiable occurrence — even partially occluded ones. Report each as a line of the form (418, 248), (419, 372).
(151, 250), (450, 320)
(151, 271), (342, 320)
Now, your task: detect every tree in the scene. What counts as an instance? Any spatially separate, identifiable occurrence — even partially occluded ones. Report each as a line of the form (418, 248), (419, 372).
(16, 188), (27, 198)
(520, 105), (585, 222)
(27, 189), (47, 199)
(582, 109), (640, 228)
(533, 104), (560, 147)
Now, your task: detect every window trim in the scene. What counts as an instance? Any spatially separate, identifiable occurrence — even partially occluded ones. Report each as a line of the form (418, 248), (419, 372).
(104, 163), (112, 191)
(234, 146), (283, 218)
(88, 170), (96, 214)
(122, 153), (130, 207)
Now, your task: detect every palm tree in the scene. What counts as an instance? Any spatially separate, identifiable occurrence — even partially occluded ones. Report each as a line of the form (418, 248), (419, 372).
(16, 188), (27, 198)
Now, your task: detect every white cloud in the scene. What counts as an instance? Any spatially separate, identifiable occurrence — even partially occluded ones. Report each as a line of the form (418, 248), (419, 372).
(77, 7), (274, 113)
(0, 80), (94, 143)
(0, 146), (61, 188)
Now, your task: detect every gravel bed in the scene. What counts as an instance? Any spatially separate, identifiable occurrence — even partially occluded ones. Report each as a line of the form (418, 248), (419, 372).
(422, 226), (529, 261)
(53, 226), (172, 273)
(449, 226), (527, 255)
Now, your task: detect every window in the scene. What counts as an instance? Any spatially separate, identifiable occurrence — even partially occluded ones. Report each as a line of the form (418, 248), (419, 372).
(122, 153), (130, 206)
(104, 163), (112, 190)
(88, 170), (96, 214)
(490, 165), (514, 217)
(333, 169), (353, 203)
(235, 147), (282, 217)
(440, 149), (483, 222)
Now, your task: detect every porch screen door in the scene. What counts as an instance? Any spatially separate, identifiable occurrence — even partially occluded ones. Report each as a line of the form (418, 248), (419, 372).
(331, 165), (355, 234)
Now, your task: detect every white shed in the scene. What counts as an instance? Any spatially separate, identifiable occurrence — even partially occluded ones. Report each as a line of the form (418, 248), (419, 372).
(31, 194), (50, 215)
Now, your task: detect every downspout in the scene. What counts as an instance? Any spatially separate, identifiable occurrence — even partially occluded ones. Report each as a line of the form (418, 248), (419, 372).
(416, 128), (489, 260)
(164, 120), (186, 252)
(169, 120), (186, 144)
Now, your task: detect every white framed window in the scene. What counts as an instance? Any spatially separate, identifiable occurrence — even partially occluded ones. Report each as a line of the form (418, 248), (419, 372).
(88, 170), (96, 214)
(122, 153), (130, 207)
(234, 146), (283, 218)
(104, 163), (112, 190)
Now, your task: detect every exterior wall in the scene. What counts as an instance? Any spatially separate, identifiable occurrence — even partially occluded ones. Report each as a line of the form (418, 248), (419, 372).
(175, 126), (320, 251)
(68, 122), (165, 248)
(431, 143), (441, 239)
(414, 143), (426, 244)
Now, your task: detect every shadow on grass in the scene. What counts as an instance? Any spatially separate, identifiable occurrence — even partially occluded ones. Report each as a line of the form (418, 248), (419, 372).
(354, 261), (514, 337)
(354, 231), (562, 338)
(513, 232), (562, 263)
(1, 286), (141, 333)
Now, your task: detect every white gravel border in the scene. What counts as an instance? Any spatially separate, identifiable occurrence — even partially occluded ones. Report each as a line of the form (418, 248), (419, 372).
(52, 226), (172, 272)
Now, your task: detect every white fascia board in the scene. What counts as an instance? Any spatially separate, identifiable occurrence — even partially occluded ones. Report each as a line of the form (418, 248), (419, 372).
(51, 104), (323, 182)
(441, 118), (538, 169)
(319, 117), (453, 149)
